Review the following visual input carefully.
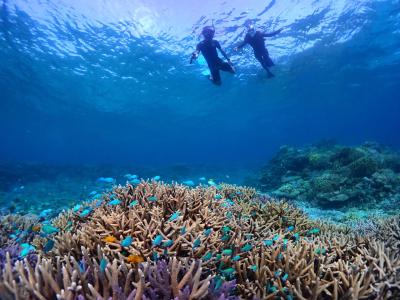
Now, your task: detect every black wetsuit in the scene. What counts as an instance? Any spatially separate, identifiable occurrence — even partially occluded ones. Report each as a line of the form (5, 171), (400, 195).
(196, 39), (233, 82)
(244, 31), (274, 70)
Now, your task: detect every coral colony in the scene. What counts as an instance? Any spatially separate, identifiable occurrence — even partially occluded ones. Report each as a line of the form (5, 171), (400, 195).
(0, 178), (399, 299)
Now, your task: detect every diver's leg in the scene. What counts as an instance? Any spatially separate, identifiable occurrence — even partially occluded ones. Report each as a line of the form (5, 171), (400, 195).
(210, 67), (222, 85)
(256, 54), (275, 78)
(220, 61), (235, 74)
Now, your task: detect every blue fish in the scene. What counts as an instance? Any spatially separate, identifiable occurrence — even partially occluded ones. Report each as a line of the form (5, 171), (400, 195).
(39, 209), (53, 218)
(42, 225), (59, 234)
(199, 177), (206, 181)
(214, 194), (223, 200)
(148, 196), (157, 202)
(249, 265), (257, 272)
(89, 191), (97, 196)
(221, 235), (230, 242)
(80, 209), (91, 218)
(193, 238), (201, 249)
(121, 236), (133, 247)
(163, 240), (173, 247)
(180, 227), (187, 235)
(204, 228), (213, 236)
(168, 211), (180, 222)
(153, 176), (161, 181)
(182, 180), (195, 187)
(97, 177), (115, 184)
(129, 200), (138, 207)
(222, 249), (232, 256)
(222, 268), (235, 275)
(222, 226), (231, 233)
(131, 179), (141, 185)
(293, 233), (300, 241)
(232, 255), (240, 261)
(208, 180), (216, 186)
(240, 244), (253, 252)
(203, 252), (212, 261)
(73, 204), (82, 212)
(282, 273), (289, 282)
(308, 228), (320, 235)
(287, 225), (295, 231)
(263, 240), (273, 246)
(152, 235), (163, 247)
(43, 239), (55, 253)
(100, 258), (108, 273)
(20, 244), (35, 257)
(108, 199), (121, 206)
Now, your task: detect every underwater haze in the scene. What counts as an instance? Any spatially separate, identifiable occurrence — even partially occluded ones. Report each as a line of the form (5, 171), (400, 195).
(1, 0), (399, 167)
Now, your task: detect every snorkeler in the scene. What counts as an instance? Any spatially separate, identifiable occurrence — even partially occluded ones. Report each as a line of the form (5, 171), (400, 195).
(190, 26), (235, 85)
(235, 24), (283, 78)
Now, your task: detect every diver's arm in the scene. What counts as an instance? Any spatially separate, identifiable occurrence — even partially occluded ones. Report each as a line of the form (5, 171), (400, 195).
(262, 28), (283, 37)
(216, 42), (232, 63)
(190, 49), (200, 64)
(235, 40), (247, 51)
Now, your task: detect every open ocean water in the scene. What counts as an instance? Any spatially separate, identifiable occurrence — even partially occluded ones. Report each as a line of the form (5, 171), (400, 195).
(0, 1), (400, 299)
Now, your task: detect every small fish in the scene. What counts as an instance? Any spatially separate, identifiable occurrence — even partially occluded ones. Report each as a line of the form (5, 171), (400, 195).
(240, 244), (253, 252)
(103, 236), (117, 243)
(199, 177), (206, 181)
(203, 252), (212, 261)
(80, 209), (91, 217)
(277, 253), (283, 261)
(204, 228), (213, 236)
(148, 196), (157, 202)
(249, 265), (257, 272)
(232, 255), (240, 261)
(273, 234), (280, 241)
(308, 228), (320, 235)
(292, 233), (300, 241)
(214, 194), (223, 200)
(215, 254), (222, 261)
(221, 235), (230, 242)
(180, 227), (187, 235)
(42, 225), (59, 234)
(39, 209), (52, 218)
(152, 235), (163, 247)
(130, 179), (140, 185)
(129, 200), (138, 207)
(222, 249), (232, 256)
(31, 224), (41, 232)
(127, 254), (144, 263)
(226, 211), (233, 218)
(222, 226), (231, 233)
(208, 180), (216, 186)
(222, 268), (235, 275)
(182, 180), (195, 187)
(282, 273), (289, 282)
(20, 244), (35, 257)
(43, 239), (55, 253)
(107, 199), (121, 206)
(73, 204), (82, 212)
(100, 258), (108, 272)
(263, 240), (273, 246)
(153, 176), (161, 181)
(168, 211), (180, 222)
(89, 191), (97, 196)
(121, 236), (133, 247)
(97, 177), (115, 183)
(162, 240), (173, 248)
(192, 238), (201, 249)
(274, 270), (282, 278)
(287, 225), (295, 231)
(269, 286), (277, 293)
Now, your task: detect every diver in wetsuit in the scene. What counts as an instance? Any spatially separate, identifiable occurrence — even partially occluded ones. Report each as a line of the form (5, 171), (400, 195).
(235, 25), (283, 78)
(190, 26), (235, 85)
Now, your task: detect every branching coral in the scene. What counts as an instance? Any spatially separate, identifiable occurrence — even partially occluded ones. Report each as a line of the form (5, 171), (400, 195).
(0, 181), (399, 299)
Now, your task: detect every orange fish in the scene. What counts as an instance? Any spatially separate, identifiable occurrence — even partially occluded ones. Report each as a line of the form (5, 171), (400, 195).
(32, 224), (41, 232)
(103, 236), (117, 243)
(126, 255), (144, 263)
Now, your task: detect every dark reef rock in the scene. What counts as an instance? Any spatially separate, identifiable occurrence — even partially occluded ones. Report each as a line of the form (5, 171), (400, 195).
(259, 142), (400, 208)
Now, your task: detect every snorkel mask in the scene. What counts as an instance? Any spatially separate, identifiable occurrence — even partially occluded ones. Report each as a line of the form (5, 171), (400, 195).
(202, 26), (215, 40)
(247, 24), (256, 37)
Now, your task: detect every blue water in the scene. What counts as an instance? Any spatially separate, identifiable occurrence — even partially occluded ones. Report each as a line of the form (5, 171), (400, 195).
(1, 0), (399, 168)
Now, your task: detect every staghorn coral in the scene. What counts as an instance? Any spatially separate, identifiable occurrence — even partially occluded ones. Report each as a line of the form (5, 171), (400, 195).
(0, 181), (400, 299)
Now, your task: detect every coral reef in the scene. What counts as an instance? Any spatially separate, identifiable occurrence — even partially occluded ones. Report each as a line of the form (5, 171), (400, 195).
(0, 181), (399, 299)
(259, 142), (400, 208)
